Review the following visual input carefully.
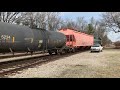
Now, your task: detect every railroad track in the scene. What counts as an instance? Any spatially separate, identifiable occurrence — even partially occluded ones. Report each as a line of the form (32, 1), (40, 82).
(0, 54), (50, 77)
(0, 50), (89, 78)
(0, 51), (45, 59)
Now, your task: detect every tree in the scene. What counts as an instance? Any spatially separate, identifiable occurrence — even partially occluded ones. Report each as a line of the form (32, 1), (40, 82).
(76, 17), (87, 32)
(60, 17), (88, 32)
(35, 12), (47, 29)
(0, 12), (21, 24)
(94, 21), (106, 38)
(94, 21), (112, 46)
(18, 12), (36, 28)
(87, 24), (95, 35)
(101, 12), (120, 33)
(46, 12), (61, 31)
(114, 41), (120, 47)
(86, 17), (98, 35)
(60, 18), (77, 30)
(18, 12), (61, 31)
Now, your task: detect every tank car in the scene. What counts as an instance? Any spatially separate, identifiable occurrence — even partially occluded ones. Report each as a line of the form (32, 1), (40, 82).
(0, 22), (66, 55)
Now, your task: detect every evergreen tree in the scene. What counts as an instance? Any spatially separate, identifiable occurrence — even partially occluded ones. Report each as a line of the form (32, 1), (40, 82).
(87, 24), (95, 35)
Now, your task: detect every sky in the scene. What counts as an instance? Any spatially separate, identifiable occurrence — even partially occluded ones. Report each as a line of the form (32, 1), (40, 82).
(60, 12), (102, 21)
(60, 12), (120, 42)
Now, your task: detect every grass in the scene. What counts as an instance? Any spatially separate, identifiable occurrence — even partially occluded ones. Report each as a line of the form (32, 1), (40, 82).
(54, 49), (120, 78)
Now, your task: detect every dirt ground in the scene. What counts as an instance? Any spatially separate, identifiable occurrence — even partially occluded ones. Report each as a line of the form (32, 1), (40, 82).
(7, 48), (120, 78)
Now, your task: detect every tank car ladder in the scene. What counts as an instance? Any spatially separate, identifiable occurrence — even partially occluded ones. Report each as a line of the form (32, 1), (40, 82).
(41, 30), (48, 53)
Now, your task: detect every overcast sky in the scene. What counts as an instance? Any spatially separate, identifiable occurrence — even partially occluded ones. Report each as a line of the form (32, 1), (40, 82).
(60, 12), (120, 42)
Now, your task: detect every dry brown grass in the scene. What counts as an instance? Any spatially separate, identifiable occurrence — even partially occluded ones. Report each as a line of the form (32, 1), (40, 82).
(7, 49), (120, 78)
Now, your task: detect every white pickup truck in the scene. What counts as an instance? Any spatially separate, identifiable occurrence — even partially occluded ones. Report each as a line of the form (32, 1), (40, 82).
(90, 44), (103, 52)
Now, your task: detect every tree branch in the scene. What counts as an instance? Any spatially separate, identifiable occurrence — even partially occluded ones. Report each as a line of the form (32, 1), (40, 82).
(7, 12), (19, 23)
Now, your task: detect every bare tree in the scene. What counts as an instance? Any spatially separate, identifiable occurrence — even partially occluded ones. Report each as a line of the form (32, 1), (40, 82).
(114, 41), (120, 48)
(0, 12), (21, 24)
(102, 12), (120, 33)
(18, 12), (61, 30)
(95, 21), (112, 46)
(76, 17), (87, 32)
(18, 12), (37, 28)
(60, 18), (78, 30)
(60, 17), (88, 33)
(46, 12), (61, 31)
(35, 12), (47, 29)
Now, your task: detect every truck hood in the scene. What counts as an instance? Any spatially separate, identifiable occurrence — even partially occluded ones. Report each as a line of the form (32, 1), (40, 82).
(91, 47), (100, 49)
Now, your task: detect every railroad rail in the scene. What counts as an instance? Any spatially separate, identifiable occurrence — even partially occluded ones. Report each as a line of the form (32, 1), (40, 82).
(0, 54), (50, 77)
(0, 51), (46, 59)
(0, 50), (89, 78)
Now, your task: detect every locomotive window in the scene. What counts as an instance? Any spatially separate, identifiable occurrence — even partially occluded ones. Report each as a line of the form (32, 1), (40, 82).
(72, 35), (75, 41)
(66, 35), (69, 41)
(66, 35), (75, 41)
(70, 35), (72, 41)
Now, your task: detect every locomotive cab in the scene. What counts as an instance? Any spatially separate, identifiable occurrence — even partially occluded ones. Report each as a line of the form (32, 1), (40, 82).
(65, 35), (76, 47)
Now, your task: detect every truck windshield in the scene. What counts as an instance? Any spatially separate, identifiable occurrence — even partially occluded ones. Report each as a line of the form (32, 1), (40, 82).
(92, 46), (99, 47)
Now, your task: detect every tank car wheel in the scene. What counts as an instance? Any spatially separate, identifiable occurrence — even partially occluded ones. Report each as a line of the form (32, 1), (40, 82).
(2, 52), (6, 54)
(48, 50), (52, 55)
(55, 50), (58, 55)
(65, 49), (69, 53)
(71, 48), (75, 53)
(30, 51), (33, 56)
(59, 52), (63, 55)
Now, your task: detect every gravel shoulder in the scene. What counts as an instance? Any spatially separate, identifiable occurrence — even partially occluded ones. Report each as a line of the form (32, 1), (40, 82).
(7, 49), (120, 78)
